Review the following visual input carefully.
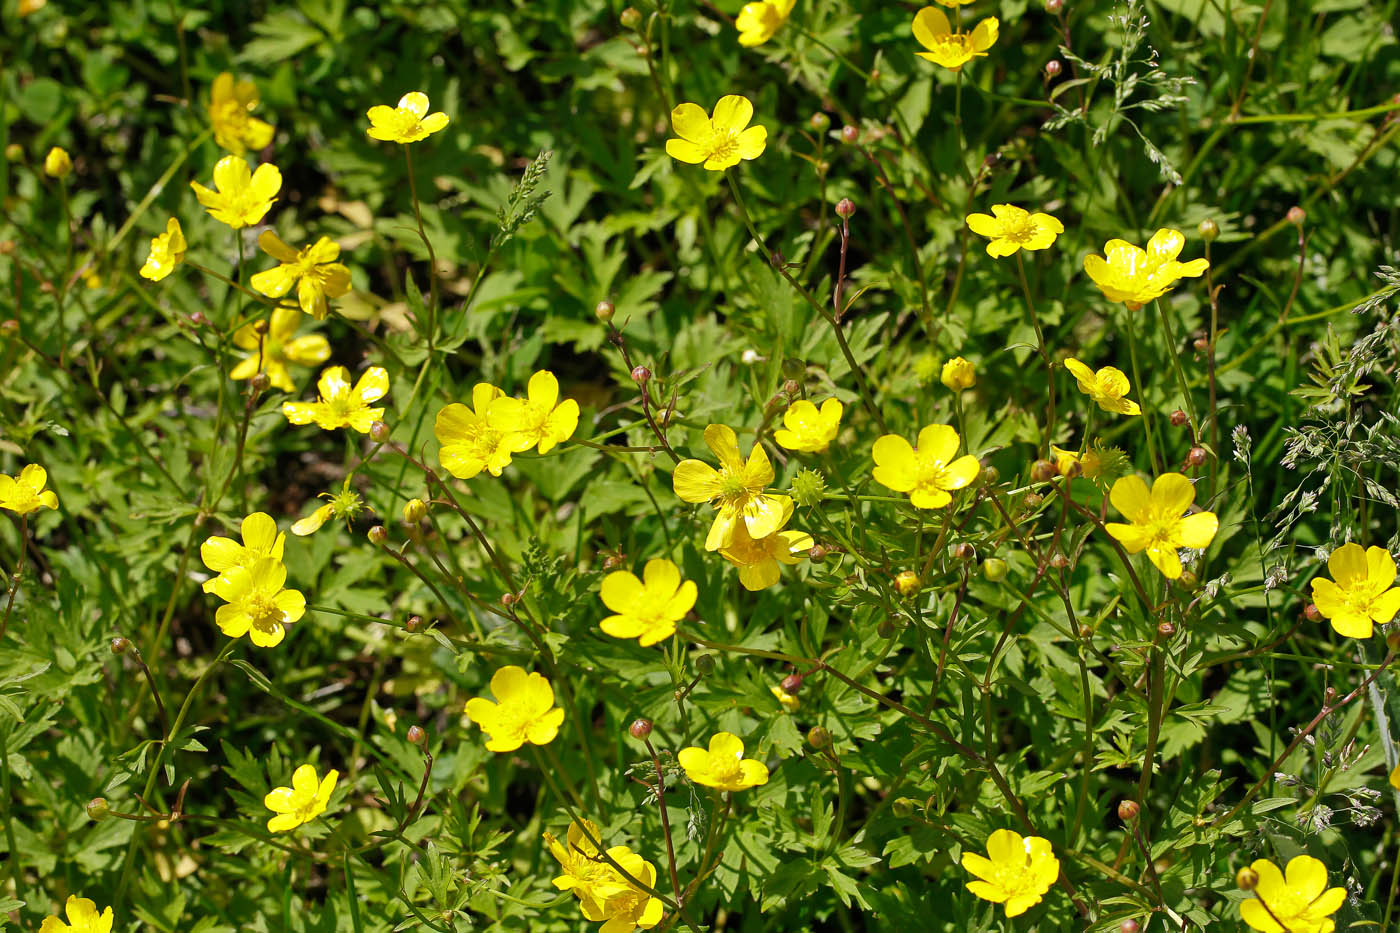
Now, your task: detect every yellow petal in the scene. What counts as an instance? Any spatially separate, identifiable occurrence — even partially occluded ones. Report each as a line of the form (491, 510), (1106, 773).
(1109, 475), (1151, 521)
(672, 459), (722, 502)
(912, 7), (951, 48)
(670, 102), (710, 142)
(710, 95), (754, 133)
(1328, 542), (1368, 587)
(916, 424), (961, 464)
(1176, 511), (1218, 549)
(1149, 472), (1196, 516)
(1145, 228), (1185, 263)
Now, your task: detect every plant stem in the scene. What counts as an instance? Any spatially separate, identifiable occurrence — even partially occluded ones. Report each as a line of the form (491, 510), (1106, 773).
(1015, 253), (1055, 454)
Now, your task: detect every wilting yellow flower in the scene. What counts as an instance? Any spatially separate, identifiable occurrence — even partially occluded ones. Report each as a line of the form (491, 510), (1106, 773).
(290, 483), (364, 537)
(599, 558), (697, 646)
(366, 91), (449, 144)
(436, 384), (514, 479)
(201, 511), (285, 590)
(545, 819), (639, 915)
(264, 763), (338, 833)
(871, 424), (980, 509)
(665, 95), (767, 171)
(39, 896), (113, 933)
(190, 155), (282, 229)
(912, 7), (998, 70)
(718, 503), (813, 591)
(1309, 543), (1400, 639)
(736, 0), (795, 46)
(673, 424), (793, 551)
(1239, 855), (1345, 933)
(0, 464), (58, 515)
(283, 365), (389, 433)
(44, 146), (72, 179)
(1064, 358), (1141, 416)
(771, 685), (800, 712)
(250, 232), (352, 320)
(961, 829), (1059, 918)
(774, 398), (842, 453)
(209, 72), (275, 156)
(966, 205), (1063, 258)
(230, 306), (331, 393)
(139, 217), (187, 282)
(679, 731), (769, 791)
(205, 556), (305, 648)
(1105, 473), (1218, 580)
(465, 665), (565, 752)
(583, 857), (665, 932)
(1084, 228), (1209, 309)
(1049, 445), (1081, 477)
(941, 356), (976, 391)
(487, 370), (579, 454)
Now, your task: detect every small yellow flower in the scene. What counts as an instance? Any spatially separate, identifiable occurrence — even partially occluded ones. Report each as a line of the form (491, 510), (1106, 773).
(249, 232), (352, 320)
(436, 384), (515, 479)
(283, 365), (389, 433)
(736, 0), (795, 47)
(941, 356), (976, 391)
(961, 829), (1059, 918)
(1239, 855), (1345, 933)
(871, 424), (980, 509)
(1064, 357), (1141, 416)
(1105, 473), (1218, 580)
(583, 857), (665, 932)
(189, 155), (282, 229)
(912, 7), (998, 70)
(599, 559), (697, 646)
(44, 146), (72, 179)
(264, 763), (338, 833)
(1308, 543), (1400, 639)
(487, 370), (580, 454)
(1083, 228), (1209, 309)
(366, 91), (449, 144)
(771, 685), (800, 712)
(965, 204), (1064, 258)
(205, 555), (305, 648)
(665, 95), (767, 171)
(290, 484), (364, 537)
(679, 731), (769, 792)
(545, 819), (638, 915)
(672, 424), (793, 551)
(718, 504), (813, 591)
(230, 306), (331, 393)
(774, 398), (842, 453)
(209, 72), (275, 156)
(139, 217), (187, 282)
(1049, 444), (1081, 477)
(0, 464), (58, 515)
(201, 511), (285, 590)
(465, 665), (565, 752)
(39, 896), (113, 933)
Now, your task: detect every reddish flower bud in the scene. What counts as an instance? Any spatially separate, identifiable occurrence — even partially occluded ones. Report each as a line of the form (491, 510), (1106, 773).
(369, 421), (391, 442)
(367, 525), (388, 545)
(595, 299), (615, 322)
(1187, 447), (1208, 467)
(1236, 866), (1259, 890)
(110, 637), (131, 655)
(629, 718), (653, 740)
(1118, 799), (1140, 821)
(781, 674), (803, 694)
(810, 112), (831, 132)
(808, 544), (828, 562)
(953, 542), (975, 561)
(1287, 206), (1306, 226)
(631, 365), (651, 384)
(1044, 60), (1062, 77)
(807, 726), (832, 749)
(835, 198), (856, 219)
(407, 725), (427, 745)
(839, 125), (859, 144)
(1170, 409), (1188, 427)
(619, 7), (642, 29)
(1030, 459), (1057, 482)
(1157, 621), (1175, 638)
(406, 615), (423, 632)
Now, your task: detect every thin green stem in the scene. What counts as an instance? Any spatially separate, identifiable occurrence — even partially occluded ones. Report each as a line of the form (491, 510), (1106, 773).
(1120, 309), (1160, 473)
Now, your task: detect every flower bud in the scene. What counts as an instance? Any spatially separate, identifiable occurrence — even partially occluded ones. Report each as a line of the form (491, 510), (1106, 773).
(839, 124), (859, 144)
(619, 6), (642, 29)
(3, 144), (21, 162)
(1194, 335), (1211, 352)
(189, 311), (209, 327)
(1023, 492), (1043, 510)
(1048, 553), (1069, 571)
(254, 319), (271, 335)
(367, 525), (388, 545)
(1044, 60), (1062, 77)
(953, 542), (975, 561)
(891, 797), (916, 818)
(1117, 799), (1140, 821)
(602, 551), (625, 571)
(894, 570), (921, 596)
(782, 379), (801, 399)
(940, 356), (976, 391)
(981, 558), (1008, 582)
(44, 146), (73, 180)
(781, 674), (803, 694)
(695, 654), (715, 674)
(406, 725), (427, 746)
(808, 544), (828, 562)
(370, 421), (391, 442)
(1303, 603), (1321, 622)
(403, 498), (427, 524)
(1157, 621), (1175, 638)
(1178, 570), (1198, 590)
(1030, 459), (1057, 482)
(1198, 218), (1219, 241)
(810, 112), (831, 132)
(501, 592), (517, 607)
(110, 636), (131, 655)
(595, 299), (615, 323)
(1187, 447), (1207, 467)
(1121, 921), (1140, 933)
(1045, 0), (1063, 11)
(406, 615), (423, 632)
(835, 197), (856, 219)
(807, 726), (832, 749)
(250, 372), (271, 393)
(87, 798), (109, 821)
(1236, 866), (1259, 891)
(1170, 409), (1188, 427)
(629, 718), (653, 740)
(1323, 686), (1337, 704)
(1287, 206), (1306, 226)
(876, 619), (896, 638)
(980, 465), (1000, 485)
(631, 365), (651, 384)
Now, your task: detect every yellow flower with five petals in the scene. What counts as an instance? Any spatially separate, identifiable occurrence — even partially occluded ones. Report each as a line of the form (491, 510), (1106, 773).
(736, 0), (795, 47)
(436, 384), (515, 479)
(718, 501), (813, 590)
(0, 464), (58, 515)
(249, 232), (352, 320)
(264, 763), (338, 833)
(961, 829), (1059, 918)
(966, 204), (1064, 257)
(230, 306), (331, 393)
(774, 398), (843, 453)
(465, 665), (565, 752)
(672, 424), (793, 551)
(1083, 228), (1209, 309)
(366, 91), (449, 144)
(679, 731), (769, 791)
(1064, 358), (1141, 416)
(486, 370), (579, 454)
(584, 858), (665, 932)
(283, 366), (389, 433)
(1308, 543), (1400, 639)
(665, 95), (767, 171)
(39, 896), (113, 933)
(912, 7), (998, 70)
(1239, 855), (1344, 933)
(871, 424), (980, 509)
(1104, 473), (1218, 579)
(205, 556), (306, 648)
(208, 72), (275, 156)
(545, 819), (639, 915)
(189, 155), (282, 229)
(200, 511), (285, 591)
(599, 558), (698, 646)
(139, 218), (186, 282)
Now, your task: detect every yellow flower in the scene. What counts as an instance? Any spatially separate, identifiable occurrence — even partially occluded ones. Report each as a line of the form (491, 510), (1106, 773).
(679, 731), (769, 791)
(44, 146), (72, 179)
(1105, 473), (1218, 580)
(0, 464), (58, 515)
(487, 370), (580, 454)
(774, 398), (842, 453)
(871, 424), (980, 509)
(200, 511), (285, 590)
(1083, 228), (1210, 309)
(672, 424), (793, 551)
(189, 155), (282, 229)
(205, 555), (305, 648)
(264, 763), (338, 833)
(736, 0), (795, 46)
(139, 217), (187, 282)
(290, 484), (364, 537)
(1064, 357), (1141, 416)
(665, 95), (767, 171)
(465, 665), (565, 752)
(209, 72), (275, 156)
(1308, 543), (1400, 639)
(965, 204), (1063, 257)
(39, 896), (113, 933)
(941, 356), (976, 391)
(366, 91), (449, 144)
(436, 384), (515, 479)
(961, 829), (1059, 918)
(771, 685), (800, 712)
(1049, 444), (1081, 477)
(249, 232), (352, 320)
(545, 819), (637, 914)
(230, 306), (331, 393)
(283, 365), (389, 433)
(1239, 855), (1345, 933)
(599, 558), (697, 646)
(582, 857), (665, 932)
(18, 0), (46, 15)
(912, 8), (998, 70)
(718, 504), (813, 591)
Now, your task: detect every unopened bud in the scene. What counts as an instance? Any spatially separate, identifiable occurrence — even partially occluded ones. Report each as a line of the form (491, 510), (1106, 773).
(1049, 554), (1069, 571)
(808, 544), (828, 562)
(1044, 60), (1062, 77)
(1121, 921), (1140, 933)
(1323, 686), (1337, 704)
(595, 299), (615, 323)
(807, 726), (832, 749)
(1187, 447), (1207, 467)
(1387, 630), (1400, 650)
(629, 719), (653, 740)
(1157, 621), (1175, 638)
(1303, 603), (1321, 622)
(891, 797), (915, 818)
(1045, 0), (1063, 11)
(1287, 206), (1306, 226)
(876, 619), (896, 638)
(44, 146), (73, 180)
(631, 365), (650, 384)
(810, 112), (831, 132)
(367, 525), (388, 545)
(250, 372), (271, 392)
(189, 311), (209, 327)
(619, 6), (642, 29)
(406, 725), (426, 746)
(406, 615), (423, 632)
(87, 798), (109, 821)
(953, 542), (975, 561)
(895, 570), (921, 596)
(1178, 571), (1198, 589)
(980, 465), (1001, 485)
(1118, 799), (1140, 821)
(370, 421), (391, 442)
(1023, 492), (1043, 510)
(1198, 219), (1219, 241)
(982, 558), (1008, 582)
(782, 379), (800, 398)
(254, 319), (271, 335)
(835, 198), (856, 219)
(501, 592), (517, 607)
(1236, 866), (1259, 891)
(602, 552), (625, 571)
(1030, 459), (1056, 482)
(110, 636), (131, 655)
(1170, 409), (1188, 427)
(1194, 335), (1211, 352)
(695, 654), (715, 674)
(839, 125), (859, 144)
(403, 498), (427, 524)
(781, 674), (803, 694)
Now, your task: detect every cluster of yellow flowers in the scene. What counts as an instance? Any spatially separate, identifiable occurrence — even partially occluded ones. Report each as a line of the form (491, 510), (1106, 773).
(434, 370), (580, 479)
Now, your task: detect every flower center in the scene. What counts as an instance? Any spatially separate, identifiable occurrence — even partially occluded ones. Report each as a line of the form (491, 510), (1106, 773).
(706, 128), (741, 162)
(914, 459), (952, 496)
(1001, 218), (1039, 244)
(245, 593), (283, 632)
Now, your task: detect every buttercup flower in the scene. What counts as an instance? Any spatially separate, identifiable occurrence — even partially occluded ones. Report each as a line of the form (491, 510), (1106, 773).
(966, 205), (1064, 257)
(665, 96), (767, 171)
(1105, 473), (1218, 580)
(1049, 444), (1082, 477)
(941, 356), (976, 391)
(912, 8), (999, 70)
(774, 398), (842, 453)
(718, 503), (813, 590)
(679, 731), (770, 791)
(201, 511), (285, 591)
(1308, 543), (1400, 639)
(672, 424), (793, 551)
(465, 665), (565, 752)
(231, 306), (331, 393)
(599, 558), (698, 646)
(583, 857), (664, 932)
(487, 370), (579, 454)
(209, 72), (275, 155)
(250, 232), (352, 320)
(961, 829), (1059, 918)
(283, 365), (389, 433)
(871, 424), (980, 509)
(736, 0), (795, 46)
(546, 819), (641, 915)
(139, 217), (187, 282)
(771, 685), (800, 712)
(366, 91), (449, 144)
(206, 555), (305, 648)
(1064, 358), (1141, 416)
(0, 464), (58, 515)
(39, 896), (113, 933)
(1084, 228), (1209, 309)
(190, 155), (281, 229)
(436, 384), (515, 479)
(44, 146), (72, 179)
(264, 763), (338, 833)
(1239, 855), (1345, 933)
(291, 483), (365, 537)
